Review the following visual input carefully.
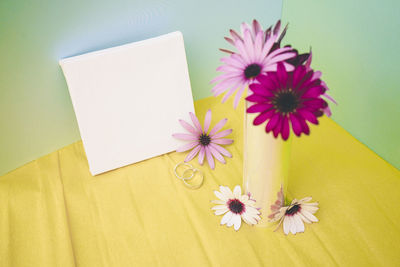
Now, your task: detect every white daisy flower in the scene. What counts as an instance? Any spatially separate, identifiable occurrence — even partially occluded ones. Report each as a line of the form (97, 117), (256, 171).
(212, 185), (261, 231)
(270, 196), (319, 235)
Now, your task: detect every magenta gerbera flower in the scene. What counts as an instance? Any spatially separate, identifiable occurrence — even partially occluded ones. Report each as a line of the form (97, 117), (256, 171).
(211, 20), (296, 108)
(173, 110), (233, 169)
(246, 62), (329, 140)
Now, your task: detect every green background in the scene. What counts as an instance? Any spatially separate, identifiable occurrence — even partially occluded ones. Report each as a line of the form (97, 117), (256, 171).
(282, 0), (400, 170)
(0, 0), (399, 175)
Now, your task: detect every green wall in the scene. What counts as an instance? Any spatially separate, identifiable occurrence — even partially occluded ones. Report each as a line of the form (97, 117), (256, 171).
(282, 0), (400, 169)
(0, 0), (282, 175)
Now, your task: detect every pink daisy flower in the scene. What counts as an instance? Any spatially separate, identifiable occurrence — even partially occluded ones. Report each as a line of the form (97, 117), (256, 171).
(173, 110), (233, 169)
(211, 20), (296, 108)
(246, 62), (329, 140)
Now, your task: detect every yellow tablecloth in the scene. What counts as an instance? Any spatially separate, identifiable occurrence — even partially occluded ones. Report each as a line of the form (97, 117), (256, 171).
(1, 96), (400, 266)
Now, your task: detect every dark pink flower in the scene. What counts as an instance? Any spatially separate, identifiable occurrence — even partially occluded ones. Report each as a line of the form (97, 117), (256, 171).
(246, 62), (328, 140)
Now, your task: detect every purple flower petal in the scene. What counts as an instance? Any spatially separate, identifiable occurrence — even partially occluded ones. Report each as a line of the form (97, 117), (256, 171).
(184, 145), (201, 162)
(211, 138), (233, 145)
(203, 109), (212, 133)
(209, 145), (226, 164)
(211, 129), (232, 139)
(176, 142), (199, 153)
(205, 147), (215, 169)
(179, 119), (198, 135)
(209, 118), (228, 136)
(210, 143), (232, 158)
(233, 85), (246, 109)
(198, 146), (205, 165)
(190, 112), (203, 133)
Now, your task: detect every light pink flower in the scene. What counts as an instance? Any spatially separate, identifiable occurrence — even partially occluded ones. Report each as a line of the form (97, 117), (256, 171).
(173, 110), (233, 169)
(211, 20), (296, 108)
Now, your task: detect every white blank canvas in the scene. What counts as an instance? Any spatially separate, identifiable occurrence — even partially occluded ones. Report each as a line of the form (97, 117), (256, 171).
(59, 31), (195, 175)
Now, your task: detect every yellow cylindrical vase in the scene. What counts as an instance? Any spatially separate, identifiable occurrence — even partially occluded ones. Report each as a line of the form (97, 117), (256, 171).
(243, 106), (292, 227)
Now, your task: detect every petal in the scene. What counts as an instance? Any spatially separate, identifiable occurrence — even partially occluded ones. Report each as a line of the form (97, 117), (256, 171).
(233, 85), (246, 109)
(179, 119), (198, 135)
(298, 212), (312, 224)
(214, 190), (228, 201)
(276, 62), (288, 88)
(172, 133), (198, 141)
(221, 211), (233, 225)
(232, 214), (242, 231)
(281, 116), (290, 140)
(211, 129), (232, 139)
(205, 147), (215, 169)
(203, 109), (212, 133)
(189, 112), (203, 133)
(243, 29), (255, 61)
(176, 142), (199, 152)
(198, 146), (205, 165)
(221, 81), (242, 102)
(272, 116), (282, 138)
(246, 94), (268, 103)
(265, 112), (280, 132)
(298, 116), (310, 135)
(293, 215), (305, 233)
(211, 199), (225, 205)
(212, 204), (228, 211)
(297, 109), (318, 124)
(209, 146), (226, 164)
(249, 83), (274, 97)
(242, 212), (257, 225)
(289, 113), (302, 136)
(211, 138), (233, 145)
(289, 216), (297, 234)
(253, 110), (274, 126)
(209, 118), (228, 136)
(283, 216), (290, 235)
(233, 185), (241, 198)
(210, 143), (232, 158)
(184, 145), (201, 162)
(247, 103), (273, 113)
(214, 208), (229, 216)
(301, 210), (319, 222)
(220, 185), (234, 198)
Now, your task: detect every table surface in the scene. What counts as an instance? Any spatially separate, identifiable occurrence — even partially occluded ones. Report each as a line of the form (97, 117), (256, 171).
(1, 96), (399, 267)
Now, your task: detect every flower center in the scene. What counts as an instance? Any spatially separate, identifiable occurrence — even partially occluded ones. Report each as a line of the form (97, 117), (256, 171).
(285, 204), (301, 216)
(273, 90), (299, 114)
(228, 199), (245, 214)
(199, 133), (211, 146)
(244, 64), (262, 79)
